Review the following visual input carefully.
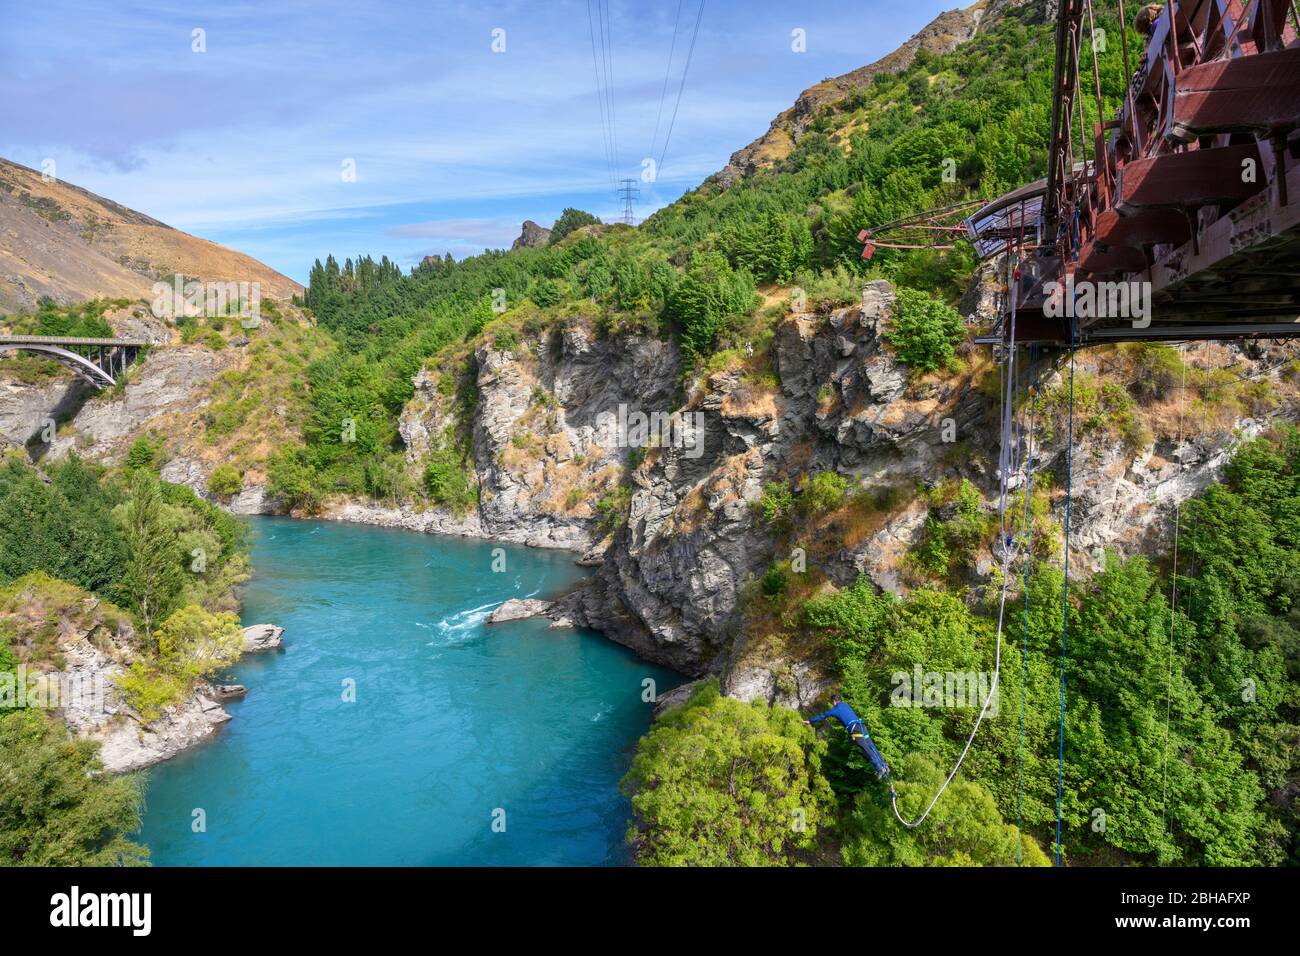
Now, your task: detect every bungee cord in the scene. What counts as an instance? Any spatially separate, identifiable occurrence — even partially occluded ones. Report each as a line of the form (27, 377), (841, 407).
(890, 265), (1031, 828)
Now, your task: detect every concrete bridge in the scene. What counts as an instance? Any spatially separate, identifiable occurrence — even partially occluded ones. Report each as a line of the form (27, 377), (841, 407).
(0, 335), (148, 388)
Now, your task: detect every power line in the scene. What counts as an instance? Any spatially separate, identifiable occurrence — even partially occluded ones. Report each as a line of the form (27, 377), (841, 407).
(650, 0), (685, 165)
(598, 0), (620, 177)
(585, 0), (616, 186)
(657, 0), (706, 178)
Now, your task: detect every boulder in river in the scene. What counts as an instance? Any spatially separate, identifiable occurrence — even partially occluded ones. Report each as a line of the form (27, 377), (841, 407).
(486, 598), (553, 624)
(242, 624), (284, 652)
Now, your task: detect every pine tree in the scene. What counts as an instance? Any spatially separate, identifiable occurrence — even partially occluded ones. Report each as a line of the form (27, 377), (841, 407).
(117, 472), (182, 641)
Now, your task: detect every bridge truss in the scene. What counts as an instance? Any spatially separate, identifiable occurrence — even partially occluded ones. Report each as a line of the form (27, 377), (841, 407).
(986, 0), (1300, 344)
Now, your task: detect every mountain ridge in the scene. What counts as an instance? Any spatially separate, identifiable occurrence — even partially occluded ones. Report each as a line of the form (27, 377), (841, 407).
(708, 0), (1038, 188)
(0, 157), (301, 314)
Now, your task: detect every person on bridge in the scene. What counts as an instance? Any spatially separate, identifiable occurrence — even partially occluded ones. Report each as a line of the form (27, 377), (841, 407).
(806, 694), (891, 780)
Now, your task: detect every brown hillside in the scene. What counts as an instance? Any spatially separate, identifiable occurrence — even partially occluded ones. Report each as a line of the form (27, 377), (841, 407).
(0, 157), (301, 314)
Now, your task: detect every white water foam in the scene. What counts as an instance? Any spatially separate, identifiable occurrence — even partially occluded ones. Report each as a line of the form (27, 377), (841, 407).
(433, 601), (501, 640)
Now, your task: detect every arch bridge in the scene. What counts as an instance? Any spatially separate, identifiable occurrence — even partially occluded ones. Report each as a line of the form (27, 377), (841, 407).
(0, 335), (148, 388)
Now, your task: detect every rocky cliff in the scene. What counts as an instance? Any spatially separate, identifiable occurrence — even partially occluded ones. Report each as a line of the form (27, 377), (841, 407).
(389, 320), (680, 550)
(389, 281), (1299, 709)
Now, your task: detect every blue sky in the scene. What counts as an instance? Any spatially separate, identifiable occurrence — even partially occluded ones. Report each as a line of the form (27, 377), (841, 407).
(0, 0), (957, 283)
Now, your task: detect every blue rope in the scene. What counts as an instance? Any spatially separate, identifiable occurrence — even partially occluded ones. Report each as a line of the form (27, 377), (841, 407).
(1017, 348), (1037, 866)
(1056, 321), (1077, 867)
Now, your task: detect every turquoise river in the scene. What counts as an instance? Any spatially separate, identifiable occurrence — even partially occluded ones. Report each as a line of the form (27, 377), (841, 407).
(137, 516), (678, 865)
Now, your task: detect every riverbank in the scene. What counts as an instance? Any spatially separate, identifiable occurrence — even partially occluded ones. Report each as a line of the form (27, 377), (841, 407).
(137, 516), (679, 865)
(63, 623), (284, 774)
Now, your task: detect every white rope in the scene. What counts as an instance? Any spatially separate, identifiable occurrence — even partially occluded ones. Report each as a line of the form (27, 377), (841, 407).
(891, 546), (1012, 826)
(891, 263), (1026, 828)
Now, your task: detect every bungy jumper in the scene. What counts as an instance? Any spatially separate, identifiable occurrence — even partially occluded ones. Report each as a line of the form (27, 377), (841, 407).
(807, 697), (892, 779)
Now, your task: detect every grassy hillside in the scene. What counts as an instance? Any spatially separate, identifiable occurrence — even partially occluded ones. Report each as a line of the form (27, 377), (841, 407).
(0, 157), (302, 314)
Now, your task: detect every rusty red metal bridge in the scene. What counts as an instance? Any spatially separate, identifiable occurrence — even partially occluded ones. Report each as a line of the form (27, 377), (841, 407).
(865, 0), (1300, 346)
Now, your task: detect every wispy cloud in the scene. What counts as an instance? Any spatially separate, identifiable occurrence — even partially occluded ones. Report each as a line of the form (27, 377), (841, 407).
(0, 0), (957, 280)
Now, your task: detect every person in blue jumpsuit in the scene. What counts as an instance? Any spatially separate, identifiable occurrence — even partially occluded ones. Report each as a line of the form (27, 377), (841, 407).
(807, 694), (891, 779)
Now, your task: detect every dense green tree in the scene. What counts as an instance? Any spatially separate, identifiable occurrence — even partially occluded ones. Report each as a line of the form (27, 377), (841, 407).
(622, 680), (835, 865)
(0, 456), (128, 594)
(664, 252), (757, 357)
(114, 470), (183, 638)
(884, 287), (965, 372)
(548, 207), (601, 244)
(842, 754), (1050, 866)
(0, 709), (147, 866)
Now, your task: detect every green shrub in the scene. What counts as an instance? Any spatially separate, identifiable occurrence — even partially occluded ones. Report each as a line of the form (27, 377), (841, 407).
(803, 471), (849, 514)
(154, 605), (244, 682)
(207, 464), (243, 497)
(665, 253), (757, 358)
(760, 563), (788, 600)
(423, 435), (477, 513)
(595, 484), (632, 532)
(842, 754), (1050, 866)
(621, 679), (835, 865)
(266, 447), (320, 512)
(113, 661), (185, 723)
(754, 481), (795, 528)
(125, 436), (160, 472)
(884, 287), (964, 372)
(548, 208), (601, 244)
(0, 709), (147, 865)
(529, 278), (563, 307)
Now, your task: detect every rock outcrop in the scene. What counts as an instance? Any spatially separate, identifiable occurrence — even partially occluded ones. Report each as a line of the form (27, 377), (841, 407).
(0, 579), (285, 773)
(43, 346), (228, 462)
(399, 322), (679, 550)
(511, 220), (552, 249)
(651, 679), (704, 719)
(487, 598), (554, 624)
(242, 623), (284, 652)
(161, 455), (279, 515)
(84, 689), (232, 774)
(0, 374), (89, 451)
